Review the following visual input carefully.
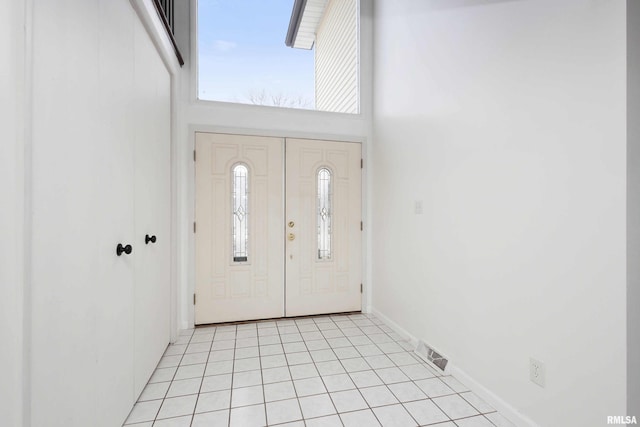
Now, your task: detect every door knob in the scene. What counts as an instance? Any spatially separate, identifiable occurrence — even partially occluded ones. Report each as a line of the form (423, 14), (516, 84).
(116, 243), (132, 256)
(288, 221), (295, 228)
(145, 234), (157, 244)
(288, 233), (295, 241)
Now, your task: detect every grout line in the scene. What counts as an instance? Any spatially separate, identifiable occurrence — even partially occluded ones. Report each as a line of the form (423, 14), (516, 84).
(315, 317), (375, 427)
(340, 316), (431, 426)
(188, 324), (216, 427)
(133, 314), (505, 427)
(256, 327), (269, 426)
(151, 330), (194, 423)
(306, 319), (342, 424)
(225, 325), (237, 426)
(282, 325), (307, 426)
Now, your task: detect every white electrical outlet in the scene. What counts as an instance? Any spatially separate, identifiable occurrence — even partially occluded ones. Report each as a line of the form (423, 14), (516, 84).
(415, 200), (423, 214)
(530, 357), (545, 387)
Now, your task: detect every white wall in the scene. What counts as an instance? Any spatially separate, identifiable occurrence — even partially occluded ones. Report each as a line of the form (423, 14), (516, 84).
(173, 0), (374, 329)
(315, 0), (359, 113)
(372, 1), (627, 425)
(628, 0), (640, 418)
(0, 1), (27, 425)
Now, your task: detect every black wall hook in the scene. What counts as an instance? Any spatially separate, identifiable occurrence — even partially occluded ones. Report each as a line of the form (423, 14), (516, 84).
(117, 243), (132, 256)
(145, 234), (157, 244)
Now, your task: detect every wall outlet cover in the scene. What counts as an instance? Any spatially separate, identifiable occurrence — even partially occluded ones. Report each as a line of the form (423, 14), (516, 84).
(414, 200), (423, 214)
(529, 357), (545, 387)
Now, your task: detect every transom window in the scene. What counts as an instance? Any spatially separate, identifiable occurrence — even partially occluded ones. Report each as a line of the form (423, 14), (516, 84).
(197, 0), (359, 113)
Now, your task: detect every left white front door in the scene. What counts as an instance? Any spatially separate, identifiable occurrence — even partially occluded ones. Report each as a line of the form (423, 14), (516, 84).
(195, 133), (284, 324)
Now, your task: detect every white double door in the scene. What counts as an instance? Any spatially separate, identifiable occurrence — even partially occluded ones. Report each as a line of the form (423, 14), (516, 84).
(195, 133), (362, 324)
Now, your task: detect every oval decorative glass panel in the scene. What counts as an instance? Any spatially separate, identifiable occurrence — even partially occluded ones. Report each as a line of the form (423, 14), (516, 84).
(232, 164), (249, 262)
(317, 168), (332, 260)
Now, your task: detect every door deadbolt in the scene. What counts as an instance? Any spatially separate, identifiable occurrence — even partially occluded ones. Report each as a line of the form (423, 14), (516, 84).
(288, 233), (295, 241)
(288, 221), (295, 228)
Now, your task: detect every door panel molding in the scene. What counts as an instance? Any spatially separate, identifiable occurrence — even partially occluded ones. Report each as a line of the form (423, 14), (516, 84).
(195, 133), (284, 324)
(194, 133), (362, 323)
(285, 138), (362, 317)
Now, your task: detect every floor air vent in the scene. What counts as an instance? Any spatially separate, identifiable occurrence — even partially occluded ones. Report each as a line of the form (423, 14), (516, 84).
(415, 340), (449, 372)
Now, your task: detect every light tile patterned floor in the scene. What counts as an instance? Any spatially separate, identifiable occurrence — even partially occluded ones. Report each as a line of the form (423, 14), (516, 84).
(123, 313), (516, 427)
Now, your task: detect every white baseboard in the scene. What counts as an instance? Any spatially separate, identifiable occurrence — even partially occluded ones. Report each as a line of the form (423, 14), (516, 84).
(370, 308), (419, 347)
(448, 364), (540, 427)
(370, 307), (539, 427)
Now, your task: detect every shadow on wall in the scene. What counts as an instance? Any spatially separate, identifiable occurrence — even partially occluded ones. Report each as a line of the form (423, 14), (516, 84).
(376, 0), (527, 23)
(423, 0), (524, 12)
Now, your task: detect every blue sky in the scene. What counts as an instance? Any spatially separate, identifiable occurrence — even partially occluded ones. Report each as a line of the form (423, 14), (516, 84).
(198, 0), (315, 106)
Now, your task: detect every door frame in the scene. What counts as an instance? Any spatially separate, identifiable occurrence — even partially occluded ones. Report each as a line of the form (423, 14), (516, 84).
(187, 127), (370, 327)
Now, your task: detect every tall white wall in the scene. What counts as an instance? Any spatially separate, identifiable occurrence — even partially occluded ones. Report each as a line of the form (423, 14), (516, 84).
(0, 1), (27, 425)
(372, 1), (627, 425)
(628, 0), (640, 418)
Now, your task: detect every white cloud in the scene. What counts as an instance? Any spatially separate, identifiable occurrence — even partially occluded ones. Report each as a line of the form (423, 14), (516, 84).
(213, 40), (237, 52)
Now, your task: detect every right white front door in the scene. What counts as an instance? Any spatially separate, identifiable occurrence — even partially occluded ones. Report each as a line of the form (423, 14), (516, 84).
(285, 138), (362, 317)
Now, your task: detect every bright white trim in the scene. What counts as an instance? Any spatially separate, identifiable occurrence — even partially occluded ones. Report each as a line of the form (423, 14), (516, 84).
(448, 365), (540, 427)
(189, 0), (364, 119)
(186, 125), (369, 329)
(191, 97), (364, 119)
(189, 0), (198, 103)
(370, 308), (418, 346)
(189, 125), (366, 143)
(130, 0), (181, 343)
(370, 307), (537, 427)
(169, 72), (180, 343)
(180, 0), (374, 330)
(22, 0), (33, 423)
(129, 0), (181, 75)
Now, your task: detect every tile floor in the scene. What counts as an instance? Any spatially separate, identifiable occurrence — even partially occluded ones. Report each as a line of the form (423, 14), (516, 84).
(123, 313), (516, 427)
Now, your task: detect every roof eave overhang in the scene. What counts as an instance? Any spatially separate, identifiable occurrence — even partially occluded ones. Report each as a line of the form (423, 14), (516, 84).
(285, 0), (307, 48)
(285, 0), (328, 50)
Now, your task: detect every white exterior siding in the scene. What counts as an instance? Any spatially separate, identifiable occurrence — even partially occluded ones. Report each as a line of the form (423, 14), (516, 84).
(315, 0), (358, 113)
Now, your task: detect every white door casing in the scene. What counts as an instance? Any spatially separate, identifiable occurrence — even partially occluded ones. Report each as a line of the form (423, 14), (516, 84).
(195, 133), (284, 324)
(285, 138), (362, 316)
(195, 135), (361, 323)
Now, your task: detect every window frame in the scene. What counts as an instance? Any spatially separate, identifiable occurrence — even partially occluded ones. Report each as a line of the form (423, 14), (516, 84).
(191, 0), (362, 116)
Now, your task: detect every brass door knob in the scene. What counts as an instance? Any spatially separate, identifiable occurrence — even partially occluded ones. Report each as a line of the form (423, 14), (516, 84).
(288, 221), (295, 228)
(288, 233), (295, 241)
